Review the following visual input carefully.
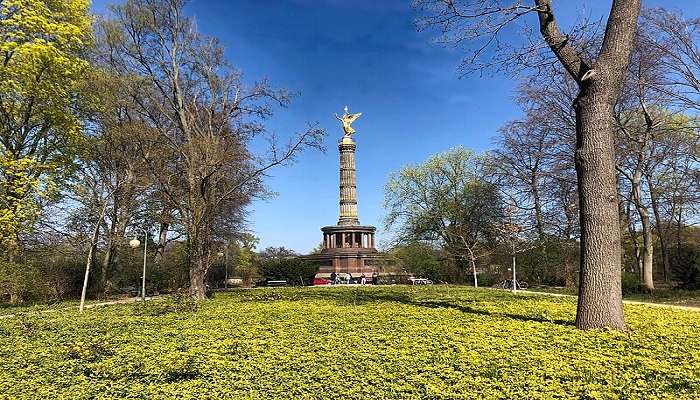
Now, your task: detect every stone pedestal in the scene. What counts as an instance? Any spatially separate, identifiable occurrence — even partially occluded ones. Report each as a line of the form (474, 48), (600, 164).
(311, 225), (379, 276)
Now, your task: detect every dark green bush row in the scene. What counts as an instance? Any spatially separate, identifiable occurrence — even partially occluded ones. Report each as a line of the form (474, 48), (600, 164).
(0, 260), (83, 304)
(1, 242), (191, 304)
(256, 258), (318, 285)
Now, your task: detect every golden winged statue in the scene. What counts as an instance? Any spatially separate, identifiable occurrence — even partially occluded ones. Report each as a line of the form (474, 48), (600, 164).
(335, 106), (362, 137)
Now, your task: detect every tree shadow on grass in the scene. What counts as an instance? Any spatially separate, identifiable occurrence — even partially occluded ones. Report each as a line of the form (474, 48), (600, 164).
(346, 290), (573, 327)
(235, 287), (575, 327)
(402, 299), (575, 327)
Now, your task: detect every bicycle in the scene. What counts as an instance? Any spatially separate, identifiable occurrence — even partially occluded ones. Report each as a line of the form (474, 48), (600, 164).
(499, 279), (528, 290)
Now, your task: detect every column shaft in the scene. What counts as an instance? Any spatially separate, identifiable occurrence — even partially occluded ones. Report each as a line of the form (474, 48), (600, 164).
(338, 138), (359, 226)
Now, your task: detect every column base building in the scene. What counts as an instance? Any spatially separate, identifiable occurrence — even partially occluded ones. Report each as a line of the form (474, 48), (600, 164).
(305, 225), (386, 278)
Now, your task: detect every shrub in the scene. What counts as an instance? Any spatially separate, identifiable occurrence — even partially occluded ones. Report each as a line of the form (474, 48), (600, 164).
(391, 243), (461, 283)
(621, 271), (642, 295)
(476, 272), (499, 287)
(257, 258), (318, 285)
(0, 261), (44, 304)
(672, 245), (700, 290)
(493, 239), (578, 287)
(131, 293), (199, 316)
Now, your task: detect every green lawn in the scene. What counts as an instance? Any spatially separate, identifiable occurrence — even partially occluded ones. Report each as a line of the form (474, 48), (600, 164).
(1, 287), (698, 399)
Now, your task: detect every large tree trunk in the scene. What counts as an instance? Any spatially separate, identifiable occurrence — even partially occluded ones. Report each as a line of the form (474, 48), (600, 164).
(100, 244), (114, 296)
(100, 212), (118, 297)
(188, 227), (210, 300)
(535, 0), (640, 330)
(189, 260), (208, 300)
(573, 88), (625, 330)
(632, 181), (654, 290)
(100, 194), (119, 295)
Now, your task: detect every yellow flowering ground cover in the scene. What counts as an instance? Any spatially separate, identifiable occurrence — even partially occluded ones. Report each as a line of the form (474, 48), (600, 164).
(0, 286), (698, 399)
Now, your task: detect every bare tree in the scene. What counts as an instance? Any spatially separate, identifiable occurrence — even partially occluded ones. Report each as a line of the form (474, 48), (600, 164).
(498, 68), (581, 242)
(415, 0), (642, 330)
(613, 11), (700, 288)
(643, 7), (700, 273)
(643, 8), (700, 113)
(97, 0), (325, 299)
(493, 118), (556, 240)
(612, 28), (669, 290)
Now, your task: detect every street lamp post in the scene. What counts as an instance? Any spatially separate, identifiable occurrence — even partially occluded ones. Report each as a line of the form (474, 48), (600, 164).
(129, 228), (148, 303)
(217, 248), (228, 289)
(511, 229), (517, 294)
(505, 206), (518, 294)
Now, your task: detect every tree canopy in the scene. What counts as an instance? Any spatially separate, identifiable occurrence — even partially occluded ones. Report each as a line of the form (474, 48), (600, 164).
(0, 0), (92, 253)
(385, 146), (503, 286)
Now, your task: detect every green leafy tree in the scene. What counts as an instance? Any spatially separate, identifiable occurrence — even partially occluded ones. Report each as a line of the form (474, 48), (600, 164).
(0, 0), (92, 255)
(257, 246), (298, 261)
(391, 242), (455, 283)
(384, 147), (504, 287)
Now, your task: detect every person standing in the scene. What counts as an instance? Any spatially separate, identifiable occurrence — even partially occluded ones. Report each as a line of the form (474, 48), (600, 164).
(372, 272), (379, 285)
(330, 271), (337, 285)
(346, 272), (353, 284)
(360, 273), (366, 285)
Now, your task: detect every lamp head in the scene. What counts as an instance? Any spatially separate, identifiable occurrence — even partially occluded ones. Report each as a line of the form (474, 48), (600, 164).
(129, 238), (141, 248)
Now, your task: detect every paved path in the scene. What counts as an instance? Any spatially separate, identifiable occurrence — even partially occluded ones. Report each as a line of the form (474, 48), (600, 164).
(518, 289), (700, 312)
(0, 296), (157, 320)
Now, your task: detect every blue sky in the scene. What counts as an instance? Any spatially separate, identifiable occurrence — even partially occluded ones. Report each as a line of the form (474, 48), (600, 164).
(91, 0), (700, 253)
